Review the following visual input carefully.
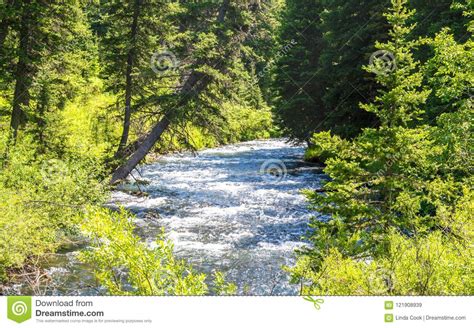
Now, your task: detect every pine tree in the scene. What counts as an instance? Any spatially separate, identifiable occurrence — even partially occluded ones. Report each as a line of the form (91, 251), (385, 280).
(8, 0), (37, 140)
(317, 0), (390, 137)
(272, 0), (390, 141)
(420, 0), (473, 122)
(98, 1), (178, 157)
(293, 0), (431, 269)
(411, 0), (470, 41)
(289, 0), (473, 295)
(111, 1), (275, 182)
(272, 0), (325, 141)
(4, 0), (95, 144)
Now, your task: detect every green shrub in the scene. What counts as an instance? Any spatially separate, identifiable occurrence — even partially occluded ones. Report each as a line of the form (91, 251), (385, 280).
(304, 131), (351, 163)
(0, 136), (107, 281)
(80, 208), (237, 295)
(293, 229), (473, 295)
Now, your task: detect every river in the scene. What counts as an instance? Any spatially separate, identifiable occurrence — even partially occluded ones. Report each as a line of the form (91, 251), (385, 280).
(39, 139), (323, 295)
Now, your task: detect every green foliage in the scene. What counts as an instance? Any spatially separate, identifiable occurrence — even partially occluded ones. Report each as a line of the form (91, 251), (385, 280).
(213, 271), (238, 296)
(150, 103), (274, 153)
(0, 133), (107, 281)
(361, 0), (431, 127)
(296, 229), (473, 295)
(273, 0), (389, 140)
(411, 0), (470, 41)
(60, 92), (120, 160)
(424, 28), (474, 121)
(304, 132), (351, 163)
(79, 208), (237, 296)
(0, 0), (279, 289)
(272, 0), (326, 141)
(296, 187), (473, 295)
(0, 0), (471, 297)
(273, 0), (470, 141)
(290, 0), (474, 295)
(1, 0), (98, 142)
(96, 1), (280, 157)
(79, 208), (208, 296)
(316, 0), (389, 137)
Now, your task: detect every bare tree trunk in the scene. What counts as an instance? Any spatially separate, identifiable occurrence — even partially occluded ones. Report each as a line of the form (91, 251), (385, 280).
(10, 0), (32, 141)
(116, 0), (141, 156)
(110, 0), (232, 184)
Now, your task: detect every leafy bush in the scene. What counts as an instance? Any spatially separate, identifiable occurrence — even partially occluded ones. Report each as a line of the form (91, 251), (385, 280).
(294, 228), (473, 295)
(0, 134), (107, 281)
(80, 208), (237, 295)
(304, 131), (351, 163)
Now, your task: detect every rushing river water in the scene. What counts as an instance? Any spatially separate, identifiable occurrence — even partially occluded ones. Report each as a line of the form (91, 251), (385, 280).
(36, 139), (323, 296)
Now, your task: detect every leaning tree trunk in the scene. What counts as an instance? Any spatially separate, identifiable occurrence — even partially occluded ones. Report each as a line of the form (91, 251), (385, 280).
(110, 0), (233, 184)
(111, 116), (171, 183)
(110, 67), (208, 184)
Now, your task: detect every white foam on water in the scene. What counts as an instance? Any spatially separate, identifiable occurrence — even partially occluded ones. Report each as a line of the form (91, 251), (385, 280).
(109, 139), (322, 295)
